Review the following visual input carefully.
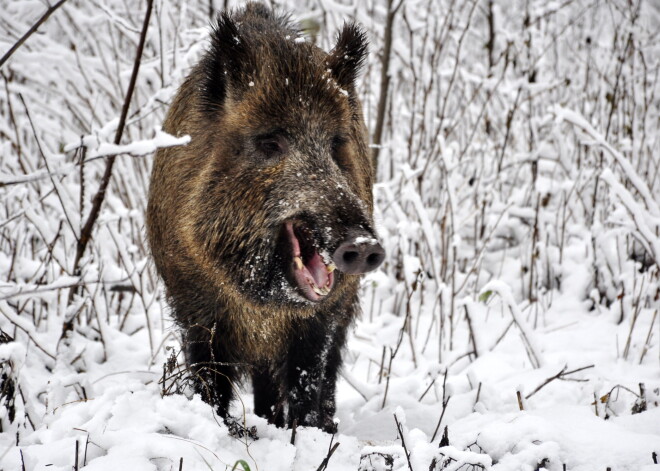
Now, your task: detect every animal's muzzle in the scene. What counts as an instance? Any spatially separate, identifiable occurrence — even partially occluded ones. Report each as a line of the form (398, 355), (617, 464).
(332, 230), (385, 275)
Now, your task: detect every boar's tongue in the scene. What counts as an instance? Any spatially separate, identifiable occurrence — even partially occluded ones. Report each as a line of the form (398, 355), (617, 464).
(305, 251), (330, 288)
(285, 222), (335, 301)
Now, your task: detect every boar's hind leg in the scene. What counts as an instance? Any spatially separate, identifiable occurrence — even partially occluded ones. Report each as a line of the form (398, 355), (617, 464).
(286, 316), (348, 433)
(185, 323), (237, 419)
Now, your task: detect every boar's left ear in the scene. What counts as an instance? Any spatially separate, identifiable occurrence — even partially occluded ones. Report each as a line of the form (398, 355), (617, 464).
(200, 12), (254, 113)
(327, 22), (368, 89)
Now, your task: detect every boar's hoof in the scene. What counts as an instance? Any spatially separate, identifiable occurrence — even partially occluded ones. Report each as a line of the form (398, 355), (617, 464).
(333, 235), (385, 275)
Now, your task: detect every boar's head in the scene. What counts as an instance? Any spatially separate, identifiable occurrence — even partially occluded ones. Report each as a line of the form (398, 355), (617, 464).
(186, 6), (384, 307)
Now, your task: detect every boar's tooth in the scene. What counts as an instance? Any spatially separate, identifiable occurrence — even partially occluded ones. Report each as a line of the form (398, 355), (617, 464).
(294, 256), (304, 270)
(326, 263), (336, 273)
(313, 285), (331, 296)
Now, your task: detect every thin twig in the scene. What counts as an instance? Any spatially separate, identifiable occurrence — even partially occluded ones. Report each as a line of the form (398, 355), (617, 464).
(431, 371), (450, 442)
(464, 305), (479, 358)
(516, 390), (524, 411)
(394, 413), (413, 471)
(74, 439), (79, 471)
(431, 406), (450, 444)
(638, 310), (657, 364)
(18, 94), (78, 238)
(418, 377), (436, 402)
(290, 419), (297, 446)
(0, 301), (56, 360)
(525, 364), (594, 400)
(315, 438), (340, 471)
(0, 0), (69, 69)
(372, 0), (404, 166)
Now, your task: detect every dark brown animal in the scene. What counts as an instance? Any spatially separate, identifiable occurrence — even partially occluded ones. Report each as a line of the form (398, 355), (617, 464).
(147, 2), (384, 434)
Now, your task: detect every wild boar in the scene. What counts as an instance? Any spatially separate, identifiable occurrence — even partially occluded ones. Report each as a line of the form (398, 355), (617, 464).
(147, 2), (384, 434)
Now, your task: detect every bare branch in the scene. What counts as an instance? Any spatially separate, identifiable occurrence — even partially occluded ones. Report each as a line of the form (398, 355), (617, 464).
(0, 0), (69, 69)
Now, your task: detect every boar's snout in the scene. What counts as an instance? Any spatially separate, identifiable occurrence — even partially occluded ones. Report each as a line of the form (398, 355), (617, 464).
(332, 230), (385, 275)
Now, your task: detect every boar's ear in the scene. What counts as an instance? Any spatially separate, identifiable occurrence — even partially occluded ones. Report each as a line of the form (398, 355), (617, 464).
(327, 22), (368, 89)
(200, 12), (253, 113)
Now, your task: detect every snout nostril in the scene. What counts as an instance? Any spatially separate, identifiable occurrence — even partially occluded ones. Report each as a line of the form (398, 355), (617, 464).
(367, 253), (383, 266)
(343, 251), (359, 264)
(333, 234), (386, 275)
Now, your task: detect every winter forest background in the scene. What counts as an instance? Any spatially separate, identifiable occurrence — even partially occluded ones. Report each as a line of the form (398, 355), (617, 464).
(1, 0), (659, 470)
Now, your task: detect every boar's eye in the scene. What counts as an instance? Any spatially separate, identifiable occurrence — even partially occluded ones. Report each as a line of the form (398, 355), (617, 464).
(331, 135), (347, 153)
(331, 135), (348, 165)
(256, 133), (288, 160)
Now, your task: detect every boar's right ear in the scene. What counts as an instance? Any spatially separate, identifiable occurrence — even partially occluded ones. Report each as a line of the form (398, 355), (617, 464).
(200, 12), (253, 113)
(327, 22), (368, 89)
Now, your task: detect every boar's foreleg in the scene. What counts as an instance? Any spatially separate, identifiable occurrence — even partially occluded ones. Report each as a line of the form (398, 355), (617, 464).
(285, 309), (351, 434)
(252, 365), (286, 427)
(318, 322), (348, 434)
(185, 321), (238, 420)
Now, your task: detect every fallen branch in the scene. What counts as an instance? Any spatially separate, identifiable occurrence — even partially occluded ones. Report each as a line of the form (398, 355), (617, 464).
(526, 364), (594, 400)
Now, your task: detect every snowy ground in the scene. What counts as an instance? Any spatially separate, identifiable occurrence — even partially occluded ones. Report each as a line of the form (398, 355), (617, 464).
(1, 0), (660, 470)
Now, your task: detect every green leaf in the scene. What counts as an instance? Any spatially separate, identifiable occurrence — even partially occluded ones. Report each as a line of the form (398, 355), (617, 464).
(478, 290), (493, 303)
(232, 460), (251, 471)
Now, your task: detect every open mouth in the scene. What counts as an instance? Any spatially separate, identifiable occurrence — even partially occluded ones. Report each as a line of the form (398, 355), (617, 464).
(284, 221), (335, 302)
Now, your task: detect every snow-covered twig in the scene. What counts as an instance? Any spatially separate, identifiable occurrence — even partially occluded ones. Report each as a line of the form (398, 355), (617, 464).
(0, 301), (56, 360)
(600, 168), (660, 267)
(434, 446), (491, 471)
(65, 0), (155, 318)
(0, 0), (69, 69)
(525, 364), (594, 400)
(552, 105), (660, 217)
(480, 280), (544, 369)
(340, 368), (380, 402)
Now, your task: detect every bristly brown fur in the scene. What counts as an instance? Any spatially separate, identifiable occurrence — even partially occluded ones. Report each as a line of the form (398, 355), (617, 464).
(147, 2), (375, 433)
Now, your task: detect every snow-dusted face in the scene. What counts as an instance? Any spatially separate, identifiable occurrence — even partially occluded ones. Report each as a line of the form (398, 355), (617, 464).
(194, 109), (382, 306)
(190, 16), (383, 306)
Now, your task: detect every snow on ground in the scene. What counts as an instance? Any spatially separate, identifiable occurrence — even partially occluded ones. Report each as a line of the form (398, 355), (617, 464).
(1, 0), (660, 470)
(1, 234), (658, 470)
